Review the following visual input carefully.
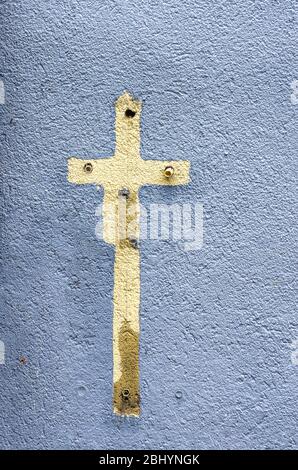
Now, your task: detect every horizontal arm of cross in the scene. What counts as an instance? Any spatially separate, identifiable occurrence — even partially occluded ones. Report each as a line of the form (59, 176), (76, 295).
(68, 157), (190, 189)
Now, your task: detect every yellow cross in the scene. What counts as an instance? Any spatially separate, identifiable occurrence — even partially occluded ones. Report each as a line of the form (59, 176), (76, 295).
(68, 92), (190, 416)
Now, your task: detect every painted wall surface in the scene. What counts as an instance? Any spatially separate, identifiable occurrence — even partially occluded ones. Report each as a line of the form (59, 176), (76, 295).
(0, 0), (297, 450)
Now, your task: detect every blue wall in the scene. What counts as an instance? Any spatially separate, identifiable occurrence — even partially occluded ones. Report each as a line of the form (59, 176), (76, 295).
(0, 0), (297, 449)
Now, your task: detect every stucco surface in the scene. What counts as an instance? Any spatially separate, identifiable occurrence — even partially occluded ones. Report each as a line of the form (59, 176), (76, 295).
(0, 0), (297, 449)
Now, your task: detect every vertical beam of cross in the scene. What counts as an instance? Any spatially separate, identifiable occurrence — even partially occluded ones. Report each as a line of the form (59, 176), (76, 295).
(68, 92), (190, 416)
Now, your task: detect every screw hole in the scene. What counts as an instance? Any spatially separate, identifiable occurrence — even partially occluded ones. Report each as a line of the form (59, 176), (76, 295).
(19, 356), (27, 365)
(118, 188), (130, 198)
(122, 389), (130, 400)
(125, 109), (136, 118)
(83, 162), (93, 173)
(164, 166), (174, 178)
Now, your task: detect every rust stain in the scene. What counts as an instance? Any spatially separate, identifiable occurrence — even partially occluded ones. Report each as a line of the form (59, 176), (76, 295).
(113, 323), (140, 416)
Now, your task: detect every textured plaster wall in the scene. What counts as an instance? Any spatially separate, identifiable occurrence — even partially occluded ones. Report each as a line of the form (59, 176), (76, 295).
(0, 0), (297, 450)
